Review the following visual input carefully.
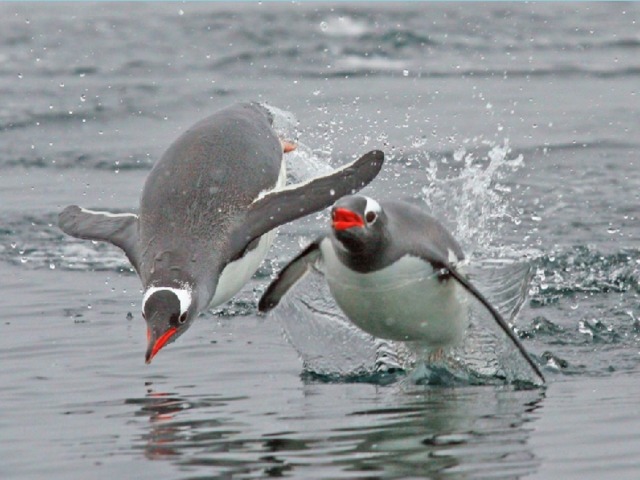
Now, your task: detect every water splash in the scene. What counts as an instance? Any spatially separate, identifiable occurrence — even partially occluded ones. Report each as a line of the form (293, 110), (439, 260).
(262, 102), (335, 184)
(262, 132), (547, 385)
(261, 102), (299, 145)
(530, 246), (640, 302)
(419, 139), (525, 258)
(272, 259), (541, 386)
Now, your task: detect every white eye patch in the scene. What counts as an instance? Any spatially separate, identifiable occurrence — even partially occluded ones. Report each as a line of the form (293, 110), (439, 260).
(142, 286), (192, 316)
(363, 196), (382, 223)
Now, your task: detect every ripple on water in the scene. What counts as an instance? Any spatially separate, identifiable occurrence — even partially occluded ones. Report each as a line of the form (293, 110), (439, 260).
(1, 212), (137, 273)
(271, 258), (544, 388)
(530, 246), (640, 302)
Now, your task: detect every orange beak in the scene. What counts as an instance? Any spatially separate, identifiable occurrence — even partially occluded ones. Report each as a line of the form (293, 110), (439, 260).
(332, 208), (364, 231)
(145, 327), (177, 364)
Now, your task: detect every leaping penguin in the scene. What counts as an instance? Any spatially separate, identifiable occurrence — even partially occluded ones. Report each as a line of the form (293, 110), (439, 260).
(259, 194), (545, 383)
(59, 103), (384, 363)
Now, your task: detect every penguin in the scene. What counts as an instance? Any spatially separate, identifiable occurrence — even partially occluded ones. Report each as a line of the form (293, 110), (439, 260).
(58, 102), (384, 363)
(259, 194), (545, 383)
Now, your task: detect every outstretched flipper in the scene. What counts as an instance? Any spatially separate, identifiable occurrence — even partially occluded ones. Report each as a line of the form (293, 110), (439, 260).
(243, 150), (384, 246)
(442, 265), (545, 383)
(258, 239), (322, 312)
(58, 206), (141, 274)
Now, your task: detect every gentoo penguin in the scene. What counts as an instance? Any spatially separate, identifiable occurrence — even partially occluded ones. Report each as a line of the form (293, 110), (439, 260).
(59, 102), (384, 363)
(259, 195), (545, 383)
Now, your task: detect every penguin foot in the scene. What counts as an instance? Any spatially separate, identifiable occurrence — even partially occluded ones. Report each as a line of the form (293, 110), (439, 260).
(427, 348), (445, 363)
(281, 139), (297, 153)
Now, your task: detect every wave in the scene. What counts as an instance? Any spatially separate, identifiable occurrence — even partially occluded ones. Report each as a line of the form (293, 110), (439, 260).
(530, 246), (640, 302)
(294, 65), (640, 80)
(1, 212), (136, 273)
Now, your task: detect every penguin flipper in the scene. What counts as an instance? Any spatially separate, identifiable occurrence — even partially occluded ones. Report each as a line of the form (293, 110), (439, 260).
(442, 265), (545, 384)
(258, 239), (322, 313)
(59, 205), (141, 274)
(246, 150), (384, 243)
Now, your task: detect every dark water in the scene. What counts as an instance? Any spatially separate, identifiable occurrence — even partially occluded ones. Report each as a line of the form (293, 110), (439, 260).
(2, 3), (640, 479)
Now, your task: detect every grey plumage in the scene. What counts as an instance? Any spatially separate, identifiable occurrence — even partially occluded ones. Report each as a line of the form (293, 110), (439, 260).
(59, 103), (384, 362)
(259, 195), (544, 383)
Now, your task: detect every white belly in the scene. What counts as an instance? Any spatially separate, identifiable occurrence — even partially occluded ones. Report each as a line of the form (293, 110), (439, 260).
(209, 228), (276, 307)
(320, 240), (469, 348)
(209, 160), (286, 308)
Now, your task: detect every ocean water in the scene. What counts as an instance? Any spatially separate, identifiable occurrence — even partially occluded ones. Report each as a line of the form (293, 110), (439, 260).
(1, 3), (639, 479)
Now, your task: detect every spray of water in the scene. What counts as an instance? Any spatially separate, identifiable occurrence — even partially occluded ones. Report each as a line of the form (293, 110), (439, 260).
(266, 122), (541, 385)
(419, 139), (524, 258)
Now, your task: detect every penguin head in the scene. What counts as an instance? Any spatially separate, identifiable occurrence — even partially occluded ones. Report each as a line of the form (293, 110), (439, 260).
(142, 287), (195, 364)
(330, 195), (385, 254)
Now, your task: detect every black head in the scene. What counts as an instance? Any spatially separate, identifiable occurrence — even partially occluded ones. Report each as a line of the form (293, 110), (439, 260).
(330, 195), (386, 256)
(142, 288), (195, 364)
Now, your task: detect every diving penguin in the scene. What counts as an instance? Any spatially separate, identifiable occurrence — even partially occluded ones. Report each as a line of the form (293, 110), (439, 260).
(59, 102), (384, 363)
(259, 194), (544, 383)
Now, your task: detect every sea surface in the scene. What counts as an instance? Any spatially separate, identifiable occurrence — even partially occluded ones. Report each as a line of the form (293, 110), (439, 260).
(1, 3), (640, 479)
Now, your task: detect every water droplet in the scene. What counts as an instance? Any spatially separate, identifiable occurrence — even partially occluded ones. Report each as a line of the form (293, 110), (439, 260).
(320, 21), (328, 31)
(402, 69), (409, 77)
(578, 320), (593, 337)
(329, 189), (335, 196)
(453, 147), (466, 162)
(80, 94), (86, 102)
(17, 73), (23, 79)
(87, 304), (92, 310)
(20, 257), (27, 264)
(49, 263), (55, 270)
(178, 9), (184, 15)
(10, 242), (17, 249)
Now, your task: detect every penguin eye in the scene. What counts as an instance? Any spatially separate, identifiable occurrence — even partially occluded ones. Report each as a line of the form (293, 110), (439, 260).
(365, 211), (377, 223)
(178, 312), (187, 325)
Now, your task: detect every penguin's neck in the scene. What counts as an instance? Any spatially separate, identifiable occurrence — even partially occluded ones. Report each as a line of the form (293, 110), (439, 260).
(331, 237), (387, 274)
(143, 247), (216, 312)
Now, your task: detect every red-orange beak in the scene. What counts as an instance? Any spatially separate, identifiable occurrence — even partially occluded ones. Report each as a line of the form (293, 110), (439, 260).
(145, 327), (177, 364)
(332, 208), (364, 231)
